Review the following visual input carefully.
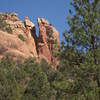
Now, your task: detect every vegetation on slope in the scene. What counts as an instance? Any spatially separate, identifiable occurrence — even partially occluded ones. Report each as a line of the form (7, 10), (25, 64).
(0, 13), (12, 34)
(0, 0), (100, 100)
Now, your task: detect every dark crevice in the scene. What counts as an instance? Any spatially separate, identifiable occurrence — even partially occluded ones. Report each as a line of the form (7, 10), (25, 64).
(31, 27), (38, 54)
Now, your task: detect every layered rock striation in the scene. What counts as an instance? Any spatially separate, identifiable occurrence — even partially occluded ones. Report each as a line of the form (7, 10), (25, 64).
(0, 13), (59, 68)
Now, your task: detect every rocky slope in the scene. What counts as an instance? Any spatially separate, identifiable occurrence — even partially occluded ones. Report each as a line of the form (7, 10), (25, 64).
(0, 12), (59, 68)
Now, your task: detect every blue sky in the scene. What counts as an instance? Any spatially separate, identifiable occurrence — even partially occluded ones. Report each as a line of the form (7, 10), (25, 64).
(0, 0), (72, 40)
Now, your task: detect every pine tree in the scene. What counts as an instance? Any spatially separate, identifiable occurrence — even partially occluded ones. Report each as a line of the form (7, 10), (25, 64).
(59, 0), (100, 99)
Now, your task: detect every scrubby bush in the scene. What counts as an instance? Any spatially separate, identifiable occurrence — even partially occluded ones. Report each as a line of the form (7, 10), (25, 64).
(0, 19), (6, 30)
(0, 57), (59, 100)
(18, 34), (25, 41)
(6, 26), (12, 33)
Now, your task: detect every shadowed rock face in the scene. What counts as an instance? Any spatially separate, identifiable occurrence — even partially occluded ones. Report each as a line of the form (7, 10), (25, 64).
(0, 13), (59, 68)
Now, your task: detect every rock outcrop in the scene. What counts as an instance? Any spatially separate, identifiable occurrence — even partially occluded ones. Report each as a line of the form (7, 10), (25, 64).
(37, 18), (59, 67)
(0, 13), (59, 68)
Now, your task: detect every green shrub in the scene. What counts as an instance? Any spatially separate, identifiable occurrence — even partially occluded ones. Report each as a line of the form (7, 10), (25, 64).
(6, 26), (12, 33)
(0, 17), (12, 34)
(18, 34), (25, 41)
(0, 19), (6, 30)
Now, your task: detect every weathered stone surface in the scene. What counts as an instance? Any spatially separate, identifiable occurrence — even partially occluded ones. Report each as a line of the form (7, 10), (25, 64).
(25, 16), (35, 28)
(37, 18), (59, 68)
(0, 12), (19, 21)
(24, 16), (38, 58)
(0, 30), (33, 59)
(0, 13), (59, 68)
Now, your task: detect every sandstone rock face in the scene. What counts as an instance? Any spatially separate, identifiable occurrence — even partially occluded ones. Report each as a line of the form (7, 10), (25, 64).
(0, 13), (59, 68)
(0, 30), (33, 59)
(0, 13), (38, 60)
(37, 18), (59, 67)
(24, 16), (38, 58)
(25, 16), (35, 28)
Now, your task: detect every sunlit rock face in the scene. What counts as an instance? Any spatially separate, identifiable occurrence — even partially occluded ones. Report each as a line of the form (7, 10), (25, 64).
(24, 16), (38, 58)
(37, 18), (59, 68)
(0, 13), (59, 68)
(0, 13), (38, 60)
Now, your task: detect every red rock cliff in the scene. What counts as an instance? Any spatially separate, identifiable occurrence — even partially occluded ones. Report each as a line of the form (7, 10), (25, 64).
(0, 13), (59, 68)
(37, 18), (59, 68)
